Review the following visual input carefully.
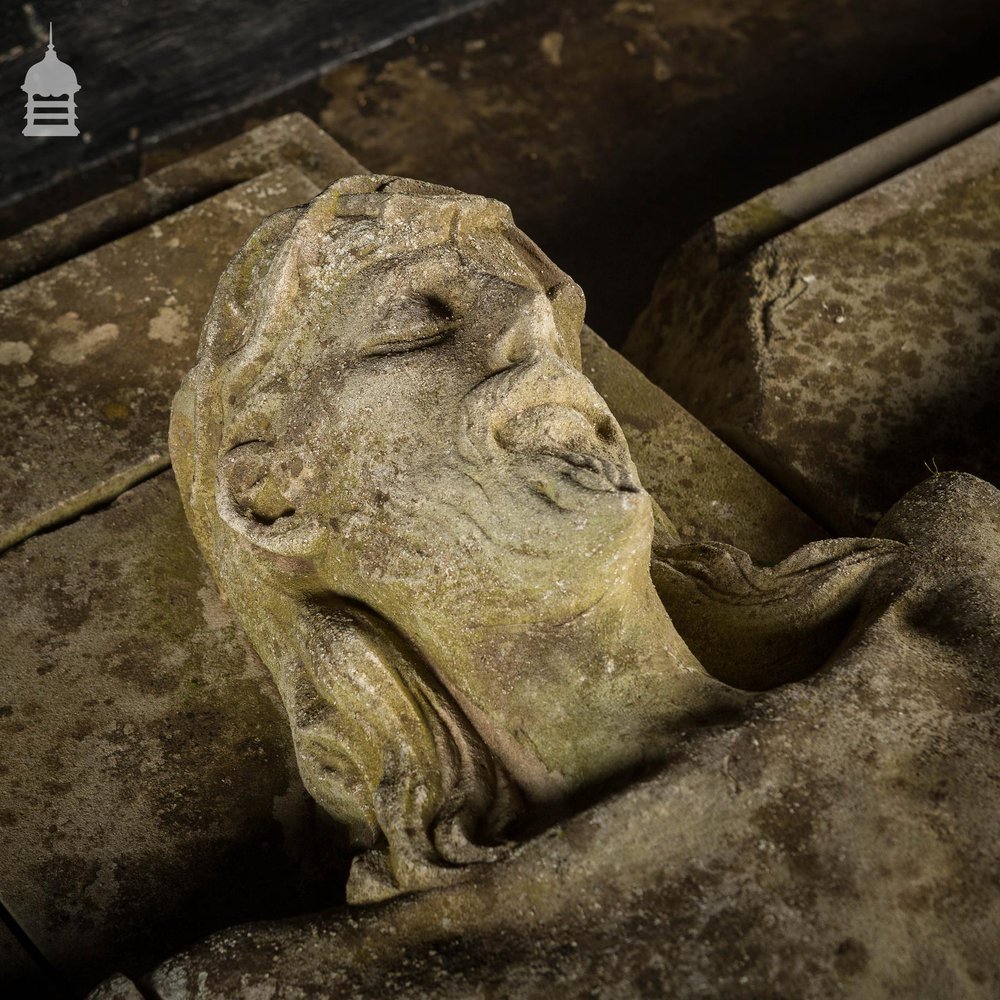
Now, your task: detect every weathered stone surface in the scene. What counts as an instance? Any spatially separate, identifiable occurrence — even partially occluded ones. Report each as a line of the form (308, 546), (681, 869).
(0, 321), (817, 991)
(0, 164), (321, 554)
(0, 471), (348, 993)
(625, 115), (1000, 534)
(126, 472), (1000, 1000)
(0, 113), (366, 289)
(167, 175), (832, 903)
(581, 327), (821, 564)
(0, 317), (817, 991)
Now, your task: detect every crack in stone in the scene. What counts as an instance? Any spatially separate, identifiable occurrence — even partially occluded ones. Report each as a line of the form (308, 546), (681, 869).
(0, 452), (171, 555)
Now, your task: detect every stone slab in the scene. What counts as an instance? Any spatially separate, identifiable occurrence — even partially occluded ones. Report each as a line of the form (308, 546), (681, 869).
(0, 471), (348, 994)
(625, 113), (1000, 534)
(0, 113), (366, 289)
(0, 164), (322, 554)
(582, 327), (822, 563)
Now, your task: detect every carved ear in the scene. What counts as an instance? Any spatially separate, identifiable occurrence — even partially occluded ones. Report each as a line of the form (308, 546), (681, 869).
(216, 441), (322, 556)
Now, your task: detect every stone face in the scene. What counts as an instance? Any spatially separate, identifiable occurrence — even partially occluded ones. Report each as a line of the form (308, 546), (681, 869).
(131, 473), (1000, 1000)
(167, 175), (871, 911)
(625, 118), (1000, 534)
(0, 113), (367, 290)
(0, 164), (321, 554)
(0, 471), (348, 993)
(1, 122), (829, 991)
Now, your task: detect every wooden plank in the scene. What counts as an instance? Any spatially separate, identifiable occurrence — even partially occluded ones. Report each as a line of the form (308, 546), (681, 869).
(0, 0), (490, 228)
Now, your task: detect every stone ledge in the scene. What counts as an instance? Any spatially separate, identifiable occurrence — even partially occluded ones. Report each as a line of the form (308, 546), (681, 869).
(0, 113), (367, 290)
(0, 164), (321, 554)
(626, 104), (1000, 533)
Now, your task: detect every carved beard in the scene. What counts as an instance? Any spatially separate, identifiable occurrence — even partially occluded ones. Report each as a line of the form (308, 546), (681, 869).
(329, 449), (654, 639)
(320, 354), (653, 628)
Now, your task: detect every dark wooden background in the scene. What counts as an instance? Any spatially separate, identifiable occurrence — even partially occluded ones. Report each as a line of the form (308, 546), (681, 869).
(2, 0), (999, 346)
(0, 0), (488, 220)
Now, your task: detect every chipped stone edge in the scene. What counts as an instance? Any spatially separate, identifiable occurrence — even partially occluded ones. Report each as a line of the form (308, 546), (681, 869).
(715, 76), (1000, 262)
(0, 452), (171, 555)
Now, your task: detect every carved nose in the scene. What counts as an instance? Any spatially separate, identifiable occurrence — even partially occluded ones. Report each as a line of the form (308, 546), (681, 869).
(458, 344), (635, 482)
(487, 347), (629, 462)
(458, 287), (626, 467)
(486, 291), (567, 372)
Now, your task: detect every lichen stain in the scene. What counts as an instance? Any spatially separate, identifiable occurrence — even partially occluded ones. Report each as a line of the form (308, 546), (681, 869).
(0, 340), (33, 365)
(50, 320), (120, 364)
(149, 304), (190, 346)
(102, 401), (131, 423)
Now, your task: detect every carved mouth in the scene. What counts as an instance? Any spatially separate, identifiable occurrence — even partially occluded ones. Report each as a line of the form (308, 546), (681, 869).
(494, 404), (641, 496)
(537, 448), (641, 494)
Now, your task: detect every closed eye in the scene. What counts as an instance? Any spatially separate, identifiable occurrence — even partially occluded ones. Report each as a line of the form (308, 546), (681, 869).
(365, 328), (453, 357)
(363, 293), (458, 357)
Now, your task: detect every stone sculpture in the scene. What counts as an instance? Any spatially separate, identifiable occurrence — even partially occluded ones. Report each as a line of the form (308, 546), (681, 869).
(167, 175), (879, 899)
(141, 175), (1000, 998)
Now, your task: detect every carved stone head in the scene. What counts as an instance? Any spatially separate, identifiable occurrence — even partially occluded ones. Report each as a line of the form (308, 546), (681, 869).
(170, 175), (887, 901)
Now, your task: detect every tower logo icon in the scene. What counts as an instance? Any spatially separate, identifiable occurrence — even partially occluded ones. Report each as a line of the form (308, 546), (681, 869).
(22, 23), (80, 137)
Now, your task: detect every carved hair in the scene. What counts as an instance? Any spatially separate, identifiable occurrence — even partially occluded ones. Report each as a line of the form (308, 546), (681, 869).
(170, 176), (522, 902)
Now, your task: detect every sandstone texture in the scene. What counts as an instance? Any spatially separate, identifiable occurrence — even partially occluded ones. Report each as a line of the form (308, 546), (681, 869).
(0, 165), (321, 554)
(625, 117), (1000, 534)
(0, 471), (349, 992)
(110, 473), (1000, 999)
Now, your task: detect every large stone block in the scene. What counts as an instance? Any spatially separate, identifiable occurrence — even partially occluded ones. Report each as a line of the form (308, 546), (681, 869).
(625, 109), (1000, 534)
(0, 471), (348, 993)
(0, 165), (321, 554)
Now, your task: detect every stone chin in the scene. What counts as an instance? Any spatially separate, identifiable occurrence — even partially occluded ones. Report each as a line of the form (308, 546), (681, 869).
(456, 475), (653, 629)
(346, 455), (655, 633)
(449, 360), (652, 586)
